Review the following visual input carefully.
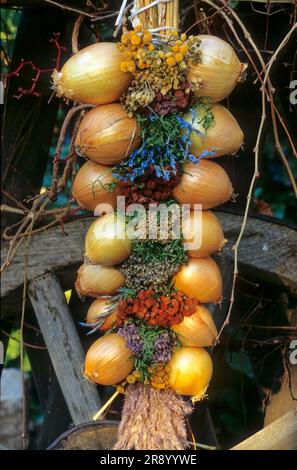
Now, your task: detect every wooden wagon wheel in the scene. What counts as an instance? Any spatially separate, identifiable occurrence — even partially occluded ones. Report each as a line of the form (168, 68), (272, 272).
(1, 211), (296, 449)
(1, 0), (296, 452)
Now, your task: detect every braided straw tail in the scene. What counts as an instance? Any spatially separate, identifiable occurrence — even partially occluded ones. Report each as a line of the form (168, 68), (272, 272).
(114, 383), (193, 450)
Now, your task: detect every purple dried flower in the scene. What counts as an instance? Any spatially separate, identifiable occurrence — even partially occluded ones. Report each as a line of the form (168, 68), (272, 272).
(118, 322), (144, 356)
(152, 332), (177, 363)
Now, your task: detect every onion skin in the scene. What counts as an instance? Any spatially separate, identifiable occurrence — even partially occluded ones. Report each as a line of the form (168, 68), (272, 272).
(85, 213), (131, 266)
(72, 161), (120, 212)
(171, 304), (217, 347)
(52, 43), (132, 105)
(183, 210), (226, 257)
(185, 103), (244, 158)
(173, 160), (233, 210)
(174, 257), (223, 303)
(187, 35), (245, 102)
(75, 104), (141, 165)
(86, 298), (118, 331)
(84, 333), (134, 385)
(75, 263), (125, 297)
(168, 347), (213, 401)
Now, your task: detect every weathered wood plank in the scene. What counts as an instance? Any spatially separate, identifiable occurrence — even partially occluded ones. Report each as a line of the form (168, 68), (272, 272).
(215, 211), (297, 296)
(28, 273), (101, 425)
(232, 408), (297, 450)
(1, 217), (91, 301)
(2, 213), (296, 308)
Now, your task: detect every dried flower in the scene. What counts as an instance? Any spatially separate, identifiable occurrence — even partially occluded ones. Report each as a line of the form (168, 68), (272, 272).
(117, 289), (198, 327)
(112, 112), (204, 183)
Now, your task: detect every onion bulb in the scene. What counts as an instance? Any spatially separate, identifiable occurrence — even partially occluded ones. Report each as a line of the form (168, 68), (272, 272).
(86, 298), (118, 332)
(187, 35), (246, 102)
(85, 213), (131, 265)
(171, 304), (217, 347)
(173, 160), (233, 210)
(174, 257), (222, 303)
(52, 43), (132, 105)
(75, 104), (141, 165)
(182, 210), (226, 257)
(184, 103), (244, 158)
(72, 161), (120, 212)
(84, 333), (134, 385)
(75, 263), (124, 297)
(168, 347), (213, 402)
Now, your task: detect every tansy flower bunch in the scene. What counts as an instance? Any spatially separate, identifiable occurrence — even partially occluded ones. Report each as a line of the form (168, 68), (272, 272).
(116, 364), (170, 393)
(118, 26), (155, 73)
(117, 26), (202, 115)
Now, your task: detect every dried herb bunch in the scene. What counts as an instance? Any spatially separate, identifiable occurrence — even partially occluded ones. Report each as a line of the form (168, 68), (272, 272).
(117, 319), (180, 382)
(112, 112), (203, 182)
(120, 256), (179, 295)
(118, 26), (202, 116)
(120, 236), (187, 295)
(125, 201), (183, 243)
(114, 383), (193, 450)
(118, 165), (181, 206)
(117, 289), (198, 327)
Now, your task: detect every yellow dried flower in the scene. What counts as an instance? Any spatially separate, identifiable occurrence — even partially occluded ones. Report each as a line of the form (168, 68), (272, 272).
(171, 29), (179, 37)
(121, 33), (130, 44)
(171, 45), (180, 53)
(123, 51), (133, 59)
(127, 374), (136, 384)
(117, 43), (125, 51)
(166, 56), (176, 66)
(175, 52), (184, 62)
(120, 62), (128, 72)
(148, 43), (155, 51)
(130, 32), (141, 45)
(126, 61), (136, 72)
(181, 33), (187, 41)
(134, 25), (143, 33)
(180, 44), (189, 54)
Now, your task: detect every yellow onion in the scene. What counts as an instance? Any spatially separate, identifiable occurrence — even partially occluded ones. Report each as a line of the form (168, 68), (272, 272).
(168, 347), (213, 402)
(173, 160), (233, 210)
(86, 298), (118, 332)
(52, 43), (132, 105)
(182, 210), (226, 257)
(174, 257), (222, 303)
(75, 103), (141, 165)
(187, 35), (246, 102)
(85, 213), (131, 265)
(75, 263), (124, 297)
(72, 161), (120, 212)
(171, 304), (217, 347)
(184, 103), (244, 158)
(84, 333), (134, 385)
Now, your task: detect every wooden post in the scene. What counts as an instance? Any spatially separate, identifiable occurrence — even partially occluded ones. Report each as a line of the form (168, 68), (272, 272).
(232, 408), (297, 450)
(28, 272), (101, 425)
